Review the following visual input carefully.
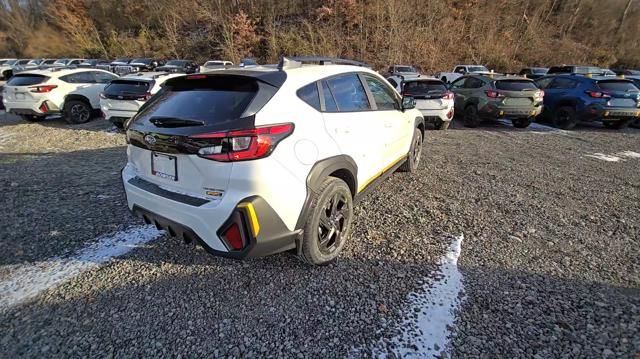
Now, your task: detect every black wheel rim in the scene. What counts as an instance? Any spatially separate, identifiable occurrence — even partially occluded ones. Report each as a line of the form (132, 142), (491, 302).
(317, 191), (349, 255)
(556, 110), (570, 126)
(412, 132), (422, 166)
(71, 104), (90, 122)
(464, 107), (475, 123)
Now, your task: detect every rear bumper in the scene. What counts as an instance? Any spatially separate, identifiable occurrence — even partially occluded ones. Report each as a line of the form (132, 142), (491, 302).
(4, 99), (61, 116)
(102, 108), (137, 121)
(579, 105), (640, 121)
(480, 104), (542, 119)
(417, 107), (454, 122)
(122, 165), (299, 259)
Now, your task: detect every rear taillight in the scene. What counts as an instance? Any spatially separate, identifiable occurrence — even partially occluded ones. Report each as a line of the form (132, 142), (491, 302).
(29, 85), (57, 93)
(191, 123), (294, 162)
(136, 92), (152, 101)
(442, 91), (454, 100)
(485, 90), (504, 98)
(536, 90), (545, 98)
(586, 90), (611, 99)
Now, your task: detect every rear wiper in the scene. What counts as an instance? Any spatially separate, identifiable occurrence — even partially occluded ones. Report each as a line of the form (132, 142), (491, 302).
(149, 117), (205, 128)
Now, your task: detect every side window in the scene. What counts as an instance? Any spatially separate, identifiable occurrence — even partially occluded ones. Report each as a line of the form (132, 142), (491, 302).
(296, 82), (321, 111)
(325, 73), (370, 112)
(450, 77), (466, 89)
(535, 77), (553, 89)
(321, 81), (338, 112)
(93, 71), (117, 84)
(387, 78), (398, 89)
(364, 75), (399, 111)
(388, 67), (394, 73)
(455, 66), (466, 73)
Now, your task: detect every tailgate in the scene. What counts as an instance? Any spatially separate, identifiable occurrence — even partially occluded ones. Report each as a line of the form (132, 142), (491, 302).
(103, 98), (143, 112)
(415, 98), (447, 110)
(495, 80), (540, 107)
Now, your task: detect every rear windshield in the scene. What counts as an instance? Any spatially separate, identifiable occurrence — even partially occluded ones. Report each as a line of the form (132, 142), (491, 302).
(403, 81), (447, 93)
(104, 80), (151, 96)
(597, 80), (639, 92)
(548, 66), (572, 74)
(495, 80), (538, 91)
(7, 74), (49, 86)
(133, 76), (259, 125)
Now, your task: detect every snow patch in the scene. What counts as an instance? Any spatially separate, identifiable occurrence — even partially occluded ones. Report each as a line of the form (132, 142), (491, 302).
(617, 151), (640, 159)
(0, 225), (163, 310)
(584, 151), (640, 162)
(373, 234), (465, 358)
(497, 119), (568, 134)
(584, 153), (622, 162)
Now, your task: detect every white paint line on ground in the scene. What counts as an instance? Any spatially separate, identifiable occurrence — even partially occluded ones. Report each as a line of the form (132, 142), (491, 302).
(0, 225), (163, 310)
(370, 234), (465, 358)
(584, 151), (640, 162)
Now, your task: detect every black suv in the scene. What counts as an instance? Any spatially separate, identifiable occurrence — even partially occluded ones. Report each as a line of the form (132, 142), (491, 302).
(155, 60), (199, 74)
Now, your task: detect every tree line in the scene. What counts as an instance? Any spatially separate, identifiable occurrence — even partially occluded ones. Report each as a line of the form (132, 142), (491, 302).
(0, 0), (638, 72)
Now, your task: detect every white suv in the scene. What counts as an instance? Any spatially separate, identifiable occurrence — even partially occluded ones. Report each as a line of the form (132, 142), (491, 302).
(387, 76), (455, 130)
(100, 72), (183, 128)
(3, 68), (118, 123)
(122, 57), (425, 265)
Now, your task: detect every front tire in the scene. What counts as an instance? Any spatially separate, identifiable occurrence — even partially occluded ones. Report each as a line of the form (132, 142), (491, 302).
(399, 127), (423, 172)
(64, 100), (93, 124)
(552, 106), (578, 130)
(301, 177), (354, 266)
(630, 119), (640, 129)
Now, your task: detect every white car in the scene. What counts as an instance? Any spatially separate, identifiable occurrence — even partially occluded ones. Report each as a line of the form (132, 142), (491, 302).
(200, 60), (234, 73)
(0, 59), (19, 79)
(122, 56), (425, 265)
(387, 76), (454, 130)
(3, 68), (118, 123)
(100, 72), (183, 128)
(40, 58), (85, 70)
(436, 64), (492, 84)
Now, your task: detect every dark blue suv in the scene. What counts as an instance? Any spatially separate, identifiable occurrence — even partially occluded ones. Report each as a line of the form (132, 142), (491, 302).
(534, 75), (640, 129)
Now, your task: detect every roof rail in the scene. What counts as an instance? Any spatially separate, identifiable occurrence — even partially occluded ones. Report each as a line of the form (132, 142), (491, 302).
(278, 56), (369, 70)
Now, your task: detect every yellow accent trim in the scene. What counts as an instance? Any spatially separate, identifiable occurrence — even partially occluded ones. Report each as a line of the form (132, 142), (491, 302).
(357, 155), (407, 193)
(238, 203), (260, 237)
(499, 110), (504, 116)
(604, 111), (609, 117)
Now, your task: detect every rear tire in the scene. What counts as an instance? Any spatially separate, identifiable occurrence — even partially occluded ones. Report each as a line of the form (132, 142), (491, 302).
(399, 128), (423, 172)
(603, 120), (629, 129)
(21, 115), (45, 122)
(552, 106), (578, 130)
(463, 105), (481, 128)
(512, 118), (532, 128)
(630, 119), (640, 129)
(64, 100), (93, 124)
(300, 177), (353, 266)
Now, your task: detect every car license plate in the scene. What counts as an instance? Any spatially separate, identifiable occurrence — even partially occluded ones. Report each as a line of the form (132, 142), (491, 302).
(151, 153), (178, 181)
(15, 93), (25, 100)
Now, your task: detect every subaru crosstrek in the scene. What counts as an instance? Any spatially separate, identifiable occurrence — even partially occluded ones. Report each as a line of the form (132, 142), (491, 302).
(450, 74), (544, 128)
(534, 75), (640, 129)
(387, 76), (454, 130)
(122, 57), (425, 265)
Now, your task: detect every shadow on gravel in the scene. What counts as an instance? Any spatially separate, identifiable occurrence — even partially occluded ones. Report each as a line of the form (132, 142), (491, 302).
(452, 265), (640, 358)
(0, 146), (136, 266)
(447, 117), (640, 134)
(0, 112), (121, 135)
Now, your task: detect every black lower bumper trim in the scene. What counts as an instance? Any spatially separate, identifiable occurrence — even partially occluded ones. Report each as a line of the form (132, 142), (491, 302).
(128, 177), (209, 207)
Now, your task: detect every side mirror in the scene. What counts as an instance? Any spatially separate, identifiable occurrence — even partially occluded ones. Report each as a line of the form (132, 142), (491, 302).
(402, 96), (416, 111)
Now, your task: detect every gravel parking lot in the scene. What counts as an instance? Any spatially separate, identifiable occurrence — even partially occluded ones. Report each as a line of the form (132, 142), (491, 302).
(1, 113), (638, 358)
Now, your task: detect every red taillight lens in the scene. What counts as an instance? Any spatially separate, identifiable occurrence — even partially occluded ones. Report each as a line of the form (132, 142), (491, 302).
(136, 92), (152, 101)
(29, 85), (58, 93)
(442, 91), (454, 100)
(191, 123), (294, 162)
(485, 90), (504, 98)
(222, 223), (243, 250)
(586, 90), (611, 99)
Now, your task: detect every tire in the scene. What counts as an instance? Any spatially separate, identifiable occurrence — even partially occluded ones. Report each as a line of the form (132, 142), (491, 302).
(64, 100), (93, 124)
(300, 177), (354, 266)
(552, 106), (578, 130)
(3, 70), (12, 80)
(399, 127), (423, 172)
(463, 105), (481, 128)
(436, 120), (451, 130)
(602, 120), (629, 130)
(512, 118), (532, 128)
(21, 115), (45, 122)
(630, 119), (640, 129)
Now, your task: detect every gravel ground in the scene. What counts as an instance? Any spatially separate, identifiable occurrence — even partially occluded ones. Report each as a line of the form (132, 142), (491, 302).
(1, 114), (639, 358)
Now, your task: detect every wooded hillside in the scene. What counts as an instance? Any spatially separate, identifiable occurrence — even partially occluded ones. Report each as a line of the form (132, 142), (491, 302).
(1, 0), (639, 72)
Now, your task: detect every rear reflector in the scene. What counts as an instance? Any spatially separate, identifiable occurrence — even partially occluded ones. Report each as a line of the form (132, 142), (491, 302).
(222, 223), (243, 250)
(39, 102), (49, 113)
(585, 90), (611, 99)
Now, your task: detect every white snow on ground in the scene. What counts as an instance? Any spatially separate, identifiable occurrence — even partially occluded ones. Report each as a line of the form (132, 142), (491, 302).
(374, 234), (465, 358)
(584, 151), (640, 162)
(496, 119), (569, 135)
(0, 225), (163, 310)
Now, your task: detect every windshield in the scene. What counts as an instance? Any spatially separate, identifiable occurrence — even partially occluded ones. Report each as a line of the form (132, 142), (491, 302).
(165, 60), (187, 66)
(54, 59), (68, 64)
(597, 80), (639, 92)
(396, 66), (416, 73)
(113, 58), (130, 63)
(42, 59), (56, 65)
(468, 66), (489, 72)
(131, 58), (152, 64)
(204, 61), (226, 67)
(5, 60), (18, 65)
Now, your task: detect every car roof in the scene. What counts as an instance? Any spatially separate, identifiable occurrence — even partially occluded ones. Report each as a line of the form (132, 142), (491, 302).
(120, 72), (182, 81)
(17, 68), (113, 77)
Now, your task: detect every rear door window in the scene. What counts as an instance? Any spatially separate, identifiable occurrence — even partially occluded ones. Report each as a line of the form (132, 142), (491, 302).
(325, 73), (370, 112)
(321, 81), (338, 112)
(7, 74), (49, 86)
(93, 71), (117, 84)
(60, 71), (95, 84)
(597, 81), (639, 92)
(464, 77), (484, 89)
(495, 80), (538, 91)
(133, 76), (259, 125)
(297, 82), (321, 111)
